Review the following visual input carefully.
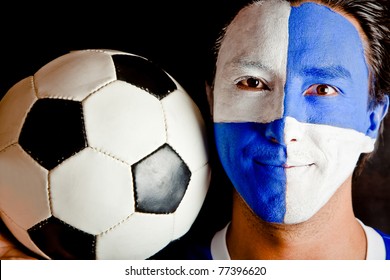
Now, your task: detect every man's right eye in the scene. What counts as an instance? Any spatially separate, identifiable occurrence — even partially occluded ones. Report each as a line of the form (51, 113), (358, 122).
(236, 77), (270, 91)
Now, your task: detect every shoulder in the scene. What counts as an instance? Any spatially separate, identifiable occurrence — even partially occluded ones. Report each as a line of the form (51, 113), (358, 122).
(374, 228), (390, 260)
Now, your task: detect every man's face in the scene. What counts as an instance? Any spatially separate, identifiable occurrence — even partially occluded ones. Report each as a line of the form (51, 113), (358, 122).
(212, 1), (381, 224)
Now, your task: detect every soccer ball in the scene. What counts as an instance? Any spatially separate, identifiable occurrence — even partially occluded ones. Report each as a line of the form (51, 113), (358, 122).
(0, 49), (210, 259)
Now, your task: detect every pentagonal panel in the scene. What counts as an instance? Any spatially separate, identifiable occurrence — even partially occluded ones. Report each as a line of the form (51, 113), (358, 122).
(34, 50), (116, 101)
(19, 98), (87, 170)
(133, 144), (191, 214)
(83, 81), (166, 165)
(112, 54), (176, 99)
(28, 216), (96, 260)
(0, 77), (37, 151)
(0, 144), (50, 229)
(162, 89), (209, 171)
(50, 148), (134, 234)
(96, 212), (174, 260)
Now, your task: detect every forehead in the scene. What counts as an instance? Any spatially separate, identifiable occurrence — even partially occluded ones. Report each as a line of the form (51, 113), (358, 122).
(217, 0), (290, 74)
(287, 2), (366, 73)
(218, 1), (366, 71)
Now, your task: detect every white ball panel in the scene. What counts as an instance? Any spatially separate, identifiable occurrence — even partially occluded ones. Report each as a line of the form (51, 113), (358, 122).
(0, 213), (50, 259)
(172, 164), (210, 238)
(98, 49), (139, 57)
(96, 212), (174, 259)
(50, 148), (134, 234)
(84, 81), (166, 165)
(162, 90), (209, 170)
(0, 144), (50, 229)
(34, 50), (116, 101)
(0, 77), (37, 151)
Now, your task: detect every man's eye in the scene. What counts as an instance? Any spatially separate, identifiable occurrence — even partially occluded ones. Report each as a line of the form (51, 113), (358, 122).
(236, 77), (270, 91)
(304, 84), (339, 96)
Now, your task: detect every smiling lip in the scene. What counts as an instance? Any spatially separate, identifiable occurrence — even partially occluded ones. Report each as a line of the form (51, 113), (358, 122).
(254, 160), (314, 169)
(282, 163), (315, 169)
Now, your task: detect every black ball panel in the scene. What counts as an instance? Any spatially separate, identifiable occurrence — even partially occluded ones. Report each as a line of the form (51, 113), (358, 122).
(28, 216), (96, 260)
(133, 144), (191, 214)
(19, 99), (87, 170)
(112, 54), (177, 100)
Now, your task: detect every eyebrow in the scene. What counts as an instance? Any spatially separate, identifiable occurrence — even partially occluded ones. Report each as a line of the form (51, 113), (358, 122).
(229, 59), (274, 73)
(302, 65), (351, 80)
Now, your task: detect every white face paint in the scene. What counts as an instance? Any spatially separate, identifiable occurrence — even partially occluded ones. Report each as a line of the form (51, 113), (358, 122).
(283, 117), (374, 223)
(213, 0), (383, 224)
(213, 0), (289, 123)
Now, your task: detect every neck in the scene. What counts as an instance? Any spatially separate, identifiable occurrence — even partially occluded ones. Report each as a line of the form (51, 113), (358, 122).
(226, 176), (367, 259)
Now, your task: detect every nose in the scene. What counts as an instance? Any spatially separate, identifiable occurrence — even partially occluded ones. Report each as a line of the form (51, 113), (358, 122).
(264, 117), (302, 145)
(284, 117), (303, 143)
(264, 118), (285, 144)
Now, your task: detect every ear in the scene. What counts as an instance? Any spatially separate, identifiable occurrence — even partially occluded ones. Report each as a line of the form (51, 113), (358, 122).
(205, 81), (214, 118)
(366, 95), (389, 138)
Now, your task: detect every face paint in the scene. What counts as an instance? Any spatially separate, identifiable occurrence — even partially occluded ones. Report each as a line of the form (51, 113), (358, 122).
(213, 1), (376, 224)
(213, 0), (289, 123)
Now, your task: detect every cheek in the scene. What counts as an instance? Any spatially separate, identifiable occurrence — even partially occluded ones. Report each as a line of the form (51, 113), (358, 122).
(214, 122), (288, 223)
(287, 119), (374, 179)
(283, 119), (375, 223)
(213, 123), (251, 170)
(214, 124), (239, 171)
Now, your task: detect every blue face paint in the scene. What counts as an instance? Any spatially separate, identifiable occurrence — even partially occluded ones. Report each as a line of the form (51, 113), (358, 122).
(215, 121), (287, 222)
(213, 2), (373, 224)
(285, 3), (370, 132)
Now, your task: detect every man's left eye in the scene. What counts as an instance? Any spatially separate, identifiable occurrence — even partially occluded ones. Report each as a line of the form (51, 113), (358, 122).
(304, 84), (339, 96)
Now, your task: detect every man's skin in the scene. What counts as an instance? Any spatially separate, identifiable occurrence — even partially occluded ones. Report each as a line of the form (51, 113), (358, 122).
(0, 230), (35, 259)
(227, 176), (367, 259)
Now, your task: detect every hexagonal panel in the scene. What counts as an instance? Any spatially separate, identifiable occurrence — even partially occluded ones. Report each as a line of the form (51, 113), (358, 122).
(28, 216), (96, 260)
(83, 81), (166, 165)
(50, 148), (134, 234)
(0, 77), (37, 152)
(34, 50), (116, 101)
(132, 144), (191, 214)
(0, 144), (50, 229)
(97, 212), (174, 260)
(112, 54), (176, 99)
(161, 89), (209, 171)
(19, 98), (87, 170)
(172, 164), (210, 238)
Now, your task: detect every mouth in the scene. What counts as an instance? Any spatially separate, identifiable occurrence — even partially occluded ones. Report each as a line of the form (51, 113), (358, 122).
(254, 160), (314, 169)
(282, 163), (315, 169)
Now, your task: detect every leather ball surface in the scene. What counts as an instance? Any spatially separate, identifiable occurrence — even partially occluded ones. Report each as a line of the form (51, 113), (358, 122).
(0, 49), (210, 259)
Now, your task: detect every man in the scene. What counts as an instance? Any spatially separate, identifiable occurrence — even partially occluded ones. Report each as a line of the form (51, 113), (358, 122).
(184, 0), (390, 259)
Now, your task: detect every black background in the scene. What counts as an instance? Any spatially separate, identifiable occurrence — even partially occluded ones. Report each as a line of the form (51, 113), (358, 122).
(1, 1), (389, 253)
